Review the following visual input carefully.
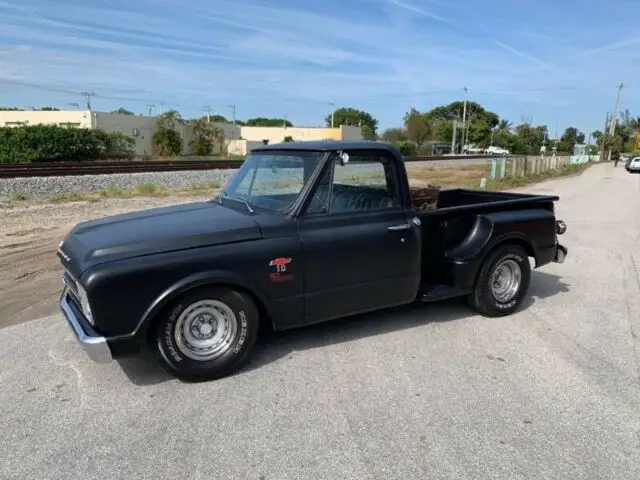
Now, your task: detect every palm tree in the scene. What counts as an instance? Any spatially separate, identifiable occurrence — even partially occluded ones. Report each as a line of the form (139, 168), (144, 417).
(497, 119), (512, 134)
(156, 109), (183, 130)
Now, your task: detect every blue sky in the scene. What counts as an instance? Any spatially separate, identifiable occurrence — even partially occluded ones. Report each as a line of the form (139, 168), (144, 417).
(0, 0), (638, 136)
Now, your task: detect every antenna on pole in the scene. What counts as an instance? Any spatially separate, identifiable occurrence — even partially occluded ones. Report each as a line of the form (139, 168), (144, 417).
(81, 91), (95, 110)
(203, 105), (212, 122)
(227, 105), (236, 124)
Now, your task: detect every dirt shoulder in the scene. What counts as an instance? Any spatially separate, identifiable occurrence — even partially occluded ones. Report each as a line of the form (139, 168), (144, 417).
(0, 195), (210, 328)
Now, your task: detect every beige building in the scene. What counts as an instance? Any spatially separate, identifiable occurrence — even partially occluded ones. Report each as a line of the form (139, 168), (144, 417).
(0, 110), (362, 156)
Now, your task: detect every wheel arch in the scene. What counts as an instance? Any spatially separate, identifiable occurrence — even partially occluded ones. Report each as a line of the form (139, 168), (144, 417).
(135, 271), (272, 343)
(470, 234), (536, 290)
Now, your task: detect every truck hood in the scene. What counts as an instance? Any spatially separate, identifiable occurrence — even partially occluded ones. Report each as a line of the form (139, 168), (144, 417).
(58, 201), (262, 275)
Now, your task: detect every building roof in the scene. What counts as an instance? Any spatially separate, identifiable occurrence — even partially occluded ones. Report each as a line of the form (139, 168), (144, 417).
(253, 140), (399, 153)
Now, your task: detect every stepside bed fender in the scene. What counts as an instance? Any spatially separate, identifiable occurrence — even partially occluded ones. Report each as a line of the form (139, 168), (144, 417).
(133, 270), (272, 339)
(445, 208), (555, 265)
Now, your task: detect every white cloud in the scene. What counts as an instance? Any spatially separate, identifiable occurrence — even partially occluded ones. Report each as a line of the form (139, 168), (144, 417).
(0, 0), (639, 130)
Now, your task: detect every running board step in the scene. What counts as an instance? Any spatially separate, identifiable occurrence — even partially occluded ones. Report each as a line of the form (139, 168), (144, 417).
(418, 284), (468, 303)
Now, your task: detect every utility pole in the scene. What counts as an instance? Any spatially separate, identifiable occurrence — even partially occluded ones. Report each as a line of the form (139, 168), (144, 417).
(607, 82), (624, 162)
(146, 104), (156, 116)
(599, 112), (610, 162)
(159, 101), (166, 114)
(81, 91), (95, 110)
(451, 118), (458, 154)
(203, 105), (212, 122)
(283, 115), (288, 128)
(462, 86), (468, 150)
(227, 104), (236, 124)
(329, 102), (335, 128)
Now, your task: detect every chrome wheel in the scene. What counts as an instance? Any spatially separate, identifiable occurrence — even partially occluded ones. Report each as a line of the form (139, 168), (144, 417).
(491, 259), (521, 303)
(174, 299), (238, 361)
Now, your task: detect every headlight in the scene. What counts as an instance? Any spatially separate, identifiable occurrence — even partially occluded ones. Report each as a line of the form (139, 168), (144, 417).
(76, 284), (94, 325)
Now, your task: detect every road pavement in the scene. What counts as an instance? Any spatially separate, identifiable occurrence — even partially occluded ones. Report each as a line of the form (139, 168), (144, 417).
(1, 163), (639, 480)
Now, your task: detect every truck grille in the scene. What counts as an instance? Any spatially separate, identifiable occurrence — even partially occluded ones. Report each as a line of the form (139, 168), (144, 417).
(62, 270), (81, 307)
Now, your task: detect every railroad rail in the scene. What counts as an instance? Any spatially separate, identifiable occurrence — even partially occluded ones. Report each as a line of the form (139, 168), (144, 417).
(0, 154), (499, 179)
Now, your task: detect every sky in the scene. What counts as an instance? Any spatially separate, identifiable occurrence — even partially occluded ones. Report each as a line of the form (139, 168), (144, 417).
(0, 0), (639, 136)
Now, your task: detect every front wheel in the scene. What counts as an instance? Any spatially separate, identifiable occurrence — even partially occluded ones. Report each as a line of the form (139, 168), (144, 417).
(468, 244), (531, 317)
(153, 286), (260, 381)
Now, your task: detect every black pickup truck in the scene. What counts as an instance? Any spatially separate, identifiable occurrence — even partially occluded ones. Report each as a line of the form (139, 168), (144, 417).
(57, 141), (568, 380)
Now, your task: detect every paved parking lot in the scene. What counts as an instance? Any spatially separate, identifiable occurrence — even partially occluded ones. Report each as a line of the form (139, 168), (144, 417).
(1, 163), (639, 480)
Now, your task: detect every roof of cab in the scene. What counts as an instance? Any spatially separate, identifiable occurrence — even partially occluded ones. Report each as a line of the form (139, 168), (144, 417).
(251, 140), (401, 154)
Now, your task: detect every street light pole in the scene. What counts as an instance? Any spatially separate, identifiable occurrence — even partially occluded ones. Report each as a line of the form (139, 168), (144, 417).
(329, 102), (335, 128)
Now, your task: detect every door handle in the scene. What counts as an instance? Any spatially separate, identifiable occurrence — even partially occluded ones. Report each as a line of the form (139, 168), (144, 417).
(388, 224), (411, 231)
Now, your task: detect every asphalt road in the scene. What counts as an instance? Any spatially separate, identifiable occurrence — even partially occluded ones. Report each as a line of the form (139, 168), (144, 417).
(1, 163), (639, 480)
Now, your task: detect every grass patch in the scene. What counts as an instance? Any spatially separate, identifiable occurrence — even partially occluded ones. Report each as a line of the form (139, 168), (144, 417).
(135, 182), (161, 195)
(46, 181), (222, 203)
(408, 161), (591, 190)
(9, 192), (28, 201)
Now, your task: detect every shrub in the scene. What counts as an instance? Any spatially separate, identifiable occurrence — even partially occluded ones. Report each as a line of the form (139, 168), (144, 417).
(153, 128), (182, 156)
(0, 125), (135, 163)
(396, 140), (418, 157)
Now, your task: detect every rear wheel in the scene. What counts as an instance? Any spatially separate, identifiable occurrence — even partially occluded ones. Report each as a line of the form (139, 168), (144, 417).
(468, 244), (531, 317)
(154, 286), (260, 381)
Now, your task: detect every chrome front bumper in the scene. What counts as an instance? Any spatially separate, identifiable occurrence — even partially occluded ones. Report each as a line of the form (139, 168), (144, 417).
(59, 287), (113, 364)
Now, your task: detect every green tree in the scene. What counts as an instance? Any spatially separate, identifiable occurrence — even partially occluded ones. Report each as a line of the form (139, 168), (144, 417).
(246, 117), (293, 127)
(403, 108), (432, 146)
(189, 117), (224, 155)
(112, 108), (134, 115)
(324, 107), (378, 139)
(153, 110), (183, 156)
(557, 126), (585, 153)
(380, 128), (407, 143)
(396, 140), (418, 156)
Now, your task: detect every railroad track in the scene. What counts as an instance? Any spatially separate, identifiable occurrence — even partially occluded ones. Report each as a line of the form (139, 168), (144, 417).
(0, 155), (499, 179)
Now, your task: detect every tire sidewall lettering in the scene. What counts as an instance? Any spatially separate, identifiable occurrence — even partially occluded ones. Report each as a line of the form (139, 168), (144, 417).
(164, 303), (184, 363)
(232, 310), (248, 354)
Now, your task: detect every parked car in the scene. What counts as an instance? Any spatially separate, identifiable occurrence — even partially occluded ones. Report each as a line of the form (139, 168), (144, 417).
(485, 145), (510, 155)
(626, 156), (640, 173)
(57, 141), (568, 380)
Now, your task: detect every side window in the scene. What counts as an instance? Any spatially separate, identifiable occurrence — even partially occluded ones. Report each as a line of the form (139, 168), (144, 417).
(329, 153), (399, 213)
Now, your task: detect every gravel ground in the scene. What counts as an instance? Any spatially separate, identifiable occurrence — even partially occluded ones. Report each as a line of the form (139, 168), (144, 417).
(0, 163), (639, 480)
(0, 158), (493, 198)
(0, 169), (236, 198)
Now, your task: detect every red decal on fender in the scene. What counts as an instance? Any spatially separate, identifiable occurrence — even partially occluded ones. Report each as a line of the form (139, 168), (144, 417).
(269, 257), (292, 267)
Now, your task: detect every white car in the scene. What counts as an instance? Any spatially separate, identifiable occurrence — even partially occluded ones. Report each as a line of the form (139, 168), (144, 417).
(626, 156), (640, 173)
(485, 146), (510, 155)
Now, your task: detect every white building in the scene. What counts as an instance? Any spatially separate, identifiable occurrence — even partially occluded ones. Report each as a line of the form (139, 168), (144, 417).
(0, 110), (362, 156)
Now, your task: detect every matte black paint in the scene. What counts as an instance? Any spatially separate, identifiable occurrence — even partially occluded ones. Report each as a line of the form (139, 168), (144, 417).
(56, 141), (566, 357)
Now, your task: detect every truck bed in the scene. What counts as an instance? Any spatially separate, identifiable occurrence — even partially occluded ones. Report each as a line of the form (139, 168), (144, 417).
(411, 186), (560, 300)
(410, 186), (558, 214)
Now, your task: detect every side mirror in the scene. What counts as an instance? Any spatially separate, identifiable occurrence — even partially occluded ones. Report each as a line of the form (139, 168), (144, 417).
(337, 150), (350, 166)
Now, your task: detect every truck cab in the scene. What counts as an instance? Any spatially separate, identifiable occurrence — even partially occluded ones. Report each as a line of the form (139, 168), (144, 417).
(57, 141), (568, 380)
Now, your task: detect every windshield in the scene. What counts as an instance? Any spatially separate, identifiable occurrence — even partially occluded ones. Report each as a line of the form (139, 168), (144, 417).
(220, 151), (324, 212)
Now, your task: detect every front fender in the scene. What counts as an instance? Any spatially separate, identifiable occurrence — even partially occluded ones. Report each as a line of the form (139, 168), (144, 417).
(133, 270), (272, 339)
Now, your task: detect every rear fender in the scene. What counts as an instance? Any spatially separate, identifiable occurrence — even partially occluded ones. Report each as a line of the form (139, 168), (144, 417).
(445, 209), (552, 264)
